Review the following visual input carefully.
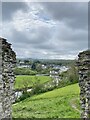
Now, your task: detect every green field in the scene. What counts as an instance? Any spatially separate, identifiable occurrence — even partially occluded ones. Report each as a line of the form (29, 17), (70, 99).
(12, 83), (81, 118)
(15, 75), (52, 90)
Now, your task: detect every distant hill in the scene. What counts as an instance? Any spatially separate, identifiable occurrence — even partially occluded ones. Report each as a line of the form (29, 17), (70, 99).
(16, 58), (75, 66)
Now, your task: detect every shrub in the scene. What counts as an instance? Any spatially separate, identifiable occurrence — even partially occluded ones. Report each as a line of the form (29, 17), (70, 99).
(15, 92), (31, 102)
(58, 64), (79, 88)
(31, 77), (44, 94)
(14, 68), (37, 75)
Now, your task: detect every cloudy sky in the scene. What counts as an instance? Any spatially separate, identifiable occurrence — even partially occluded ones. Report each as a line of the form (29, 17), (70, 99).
(1, 2), (88, 59)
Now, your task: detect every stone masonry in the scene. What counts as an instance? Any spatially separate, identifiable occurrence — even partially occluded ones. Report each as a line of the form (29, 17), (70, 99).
(0, 38), (16, 119)
(78, 50), (90, 118)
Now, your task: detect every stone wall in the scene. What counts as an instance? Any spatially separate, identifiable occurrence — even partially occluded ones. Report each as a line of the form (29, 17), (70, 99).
(78, 50), (90, 118)
(0, 38), (16, 119)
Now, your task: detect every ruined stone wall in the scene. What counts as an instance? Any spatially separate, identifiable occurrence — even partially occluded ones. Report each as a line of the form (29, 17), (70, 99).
(78, 50), (90, 118)
(0, 38), (16, 119)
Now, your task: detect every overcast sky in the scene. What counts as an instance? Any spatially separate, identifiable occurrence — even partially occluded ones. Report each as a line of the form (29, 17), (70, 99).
(1, 2), (88, 59)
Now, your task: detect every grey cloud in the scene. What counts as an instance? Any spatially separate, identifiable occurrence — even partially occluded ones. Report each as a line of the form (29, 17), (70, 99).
(12, 26), (52, 43)
(0, 2), (2, 23)
(6, 25), (53, 49)
(57, 29), (88, 42)
(2, 2), (88, 59)
(41, 2), (88, 29)
(2, 2), (28, 21)
(6, 24), (88, 59)
(34, 42), (55, 50)
(88, 2), (90, 49)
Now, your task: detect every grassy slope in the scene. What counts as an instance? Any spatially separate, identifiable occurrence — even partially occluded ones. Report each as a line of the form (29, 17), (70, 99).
(15, 75), (52, 89)
(13, 83), (81, 118)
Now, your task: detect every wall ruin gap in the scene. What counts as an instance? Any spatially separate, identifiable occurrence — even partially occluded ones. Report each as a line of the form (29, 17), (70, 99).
(0, 38), (16, 119)
(0, 37), (90, 119)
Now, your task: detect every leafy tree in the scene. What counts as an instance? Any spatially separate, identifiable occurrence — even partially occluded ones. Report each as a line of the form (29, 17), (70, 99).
(24, 60), (29, 65)
(31, 62), (36, 70)
(32, 76), (44, 94)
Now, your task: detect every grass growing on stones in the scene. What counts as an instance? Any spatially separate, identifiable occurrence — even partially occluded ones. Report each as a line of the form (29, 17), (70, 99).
(12, 83), (80, 118)
(15, 75), (52, 90)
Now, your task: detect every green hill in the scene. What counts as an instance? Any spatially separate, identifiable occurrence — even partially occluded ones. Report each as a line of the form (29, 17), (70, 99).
(12, 83), (81, 118)
(15, 75), (52, 90)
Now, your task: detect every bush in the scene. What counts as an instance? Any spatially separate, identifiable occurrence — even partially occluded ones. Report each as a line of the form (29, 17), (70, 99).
(58, 63), (79, 88)
(67, 65), (79, 84)
(31, 77), (44, 94)
(15, 92), (31, 102)
(14, 68), (37, 75)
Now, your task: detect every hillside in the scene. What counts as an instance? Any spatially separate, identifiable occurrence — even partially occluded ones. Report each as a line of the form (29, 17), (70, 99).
(12, 83), (81, 118)
(15, 75), (52, 90)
